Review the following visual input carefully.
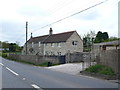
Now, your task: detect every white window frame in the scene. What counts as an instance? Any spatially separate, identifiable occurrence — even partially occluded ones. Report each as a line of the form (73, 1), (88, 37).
(39, 42), (41, 47)
(32, 42), (34, 47)
(57, 43), (61, 47)
(72, 41), (78, 46)
(57, 52), (61, 55)
(51, 43), (54, 47)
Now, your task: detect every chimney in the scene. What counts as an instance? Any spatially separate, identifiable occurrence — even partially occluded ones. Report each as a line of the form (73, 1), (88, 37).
(49, 27), (53, 35)
(31, 33), (33, 38)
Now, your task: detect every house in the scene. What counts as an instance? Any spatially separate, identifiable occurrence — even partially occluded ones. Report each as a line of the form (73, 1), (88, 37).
(22, 28), (83, 55)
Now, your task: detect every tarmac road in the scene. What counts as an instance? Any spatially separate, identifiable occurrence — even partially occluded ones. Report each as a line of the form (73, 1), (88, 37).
(0, 57), (119, 90)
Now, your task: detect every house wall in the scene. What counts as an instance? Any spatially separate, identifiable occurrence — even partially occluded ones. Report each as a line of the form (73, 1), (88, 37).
(65, 31), (83, 53)
(22, 31), (83, 55)
(43, 31), (83, 55)
(106, 46), (118, 50)
(92, 44), (119, 57)
(22, 42), (43, 55)
(43, 42), (66, 55)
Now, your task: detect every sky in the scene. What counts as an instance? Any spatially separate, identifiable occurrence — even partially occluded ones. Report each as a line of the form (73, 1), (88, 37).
(0, 0), (119, 46)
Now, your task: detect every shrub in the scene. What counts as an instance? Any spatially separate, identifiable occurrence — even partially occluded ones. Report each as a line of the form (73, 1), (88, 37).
(85, 64), (116, 76)
(85, 64), (104, 73)
(2, 53), (8, 58)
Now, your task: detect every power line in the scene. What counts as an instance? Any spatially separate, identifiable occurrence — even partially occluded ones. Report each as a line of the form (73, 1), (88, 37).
(15, 0), (108, 44)
(31, 0), (108, 33)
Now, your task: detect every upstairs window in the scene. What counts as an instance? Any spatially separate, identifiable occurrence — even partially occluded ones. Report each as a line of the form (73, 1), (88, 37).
(32, 42), (34, 47)
(72, 41), (78, 46)
(57, 43), (61, 47)
(39, 42), (41, 47)
(45, 43), (48, 46)
(57, 52), (61, 55)
(51, 43), (54, 47)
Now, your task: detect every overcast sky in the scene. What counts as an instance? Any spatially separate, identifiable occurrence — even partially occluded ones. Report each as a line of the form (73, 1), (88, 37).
(0, 0), (119, 46)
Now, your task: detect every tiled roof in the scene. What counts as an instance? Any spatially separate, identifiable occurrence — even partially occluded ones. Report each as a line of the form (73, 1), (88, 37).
(28, 31), (75, 43)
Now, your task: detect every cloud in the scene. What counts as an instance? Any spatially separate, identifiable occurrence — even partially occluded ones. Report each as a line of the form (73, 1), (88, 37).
(18, 6), (49, 17)
(0, 0), (118, 46)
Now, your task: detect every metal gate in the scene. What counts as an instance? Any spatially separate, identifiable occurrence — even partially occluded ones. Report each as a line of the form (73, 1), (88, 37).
(59, 56), (66, 64)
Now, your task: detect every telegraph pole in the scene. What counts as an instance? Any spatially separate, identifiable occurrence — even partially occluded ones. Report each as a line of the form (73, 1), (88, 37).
(26, 21), (28, 55)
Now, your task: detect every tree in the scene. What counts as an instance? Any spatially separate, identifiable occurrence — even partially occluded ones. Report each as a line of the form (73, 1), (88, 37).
(2, 41), (9, 51)
(9, 43), (16, 52)
(83, 30), (96, 52)
(94, 31), (102, 43)
(94, 31), (109, 43)
(102, 32), (109, 41)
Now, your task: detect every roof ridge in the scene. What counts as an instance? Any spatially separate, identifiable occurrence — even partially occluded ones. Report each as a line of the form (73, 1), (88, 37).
(52, 30), (76, 35)
(32, 30), (76, 39)
(28, 30), (76, 43)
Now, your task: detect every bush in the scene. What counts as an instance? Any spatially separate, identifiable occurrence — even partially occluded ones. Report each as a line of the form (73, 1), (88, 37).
(98, 67), (115, 76)
(85, 64), (104, 73)
(85, 64), (116, 76)
(2, 53), (8, 58)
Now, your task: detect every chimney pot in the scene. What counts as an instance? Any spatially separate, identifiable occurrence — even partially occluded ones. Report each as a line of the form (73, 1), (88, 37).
(49, 28), (53, 35)
(31, 33), (33, 38)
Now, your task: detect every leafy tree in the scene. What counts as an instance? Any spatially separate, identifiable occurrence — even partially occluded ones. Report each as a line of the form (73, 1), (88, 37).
(83, 31), (96, 52)
(1, 41), (23, 53)
(2, 41), (9, 51)
(102, 32), (109, 40)
(94, 31), (102, 43)
(94, 31), (109, 43)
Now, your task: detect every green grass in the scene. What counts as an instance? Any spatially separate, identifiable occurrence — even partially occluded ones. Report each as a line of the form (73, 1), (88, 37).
(85, 64), (116, 76)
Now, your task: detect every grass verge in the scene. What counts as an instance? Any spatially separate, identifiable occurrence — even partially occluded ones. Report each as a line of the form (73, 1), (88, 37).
(85, 64), (116, 76)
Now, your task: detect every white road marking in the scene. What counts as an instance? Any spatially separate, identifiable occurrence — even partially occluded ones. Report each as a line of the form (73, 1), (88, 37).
(0, 63), (4, 66)
(31, 84), (40, 89)
(6, 67), (19, 76)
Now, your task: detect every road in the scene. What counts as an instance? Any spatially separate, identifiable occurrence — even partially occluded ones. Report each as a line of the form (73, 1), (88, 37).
(0, 57), (119, 89)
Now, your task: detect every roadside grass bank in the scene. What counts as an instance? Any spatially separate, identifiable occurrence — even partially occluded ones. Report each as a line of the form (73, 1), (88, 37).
(80, 64), (117, 80)
(0, 53), (60, 67)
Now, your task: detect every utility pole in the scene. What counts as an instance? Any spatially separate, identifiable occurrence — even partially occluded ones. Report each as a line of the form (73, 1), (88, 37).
(26, 21), (28, 55)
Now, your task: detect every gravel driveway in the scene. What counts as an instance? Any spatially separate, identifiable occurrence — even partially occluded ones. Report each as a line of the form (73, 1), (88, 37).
(47, 62), (96, 75)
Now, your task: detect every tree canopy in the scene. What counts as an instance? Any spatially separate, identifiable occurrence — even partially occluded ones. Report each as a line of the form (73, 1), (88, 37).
(0, 41), (23, 53)
(94, 31), (109, 43)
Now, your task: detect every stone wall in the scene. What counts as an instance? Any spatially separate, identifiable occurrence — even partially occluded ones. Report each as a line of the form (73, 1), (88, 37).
(97, 49), (120, 75)
(66, 52), (91, 63)
(9, 54), (64, 65)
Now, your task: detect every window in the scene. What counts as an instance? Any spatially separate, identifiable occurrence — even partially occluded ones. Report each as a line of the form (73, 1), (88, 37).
(57, 43), (61, 47)
(39, 42), (41, 47)
(32, 42), (34, 47)
(51, 52), (55, 55)
(102, 45), (106, 50)
(45, 43), (48, 46)
(57, 52), (61, 55)
(45, 51), (49, 55)
(72, 41), (78, 46)
(51, 43), (54, 47)
(29, 48), (34, 53)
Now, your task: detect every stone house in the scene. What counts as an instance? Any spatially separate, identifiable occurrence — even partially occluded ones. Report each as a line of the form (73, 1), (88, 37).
(22, 28), (83, 55)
